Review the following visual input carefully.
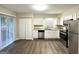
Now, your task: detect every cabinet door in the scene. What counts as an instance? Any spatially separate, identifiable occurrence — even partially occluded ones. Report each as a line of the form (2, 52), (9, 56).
(33, 30), (38, 38)
(45, 30), (59, 38)
(19, 18), (26, 39)
(45, 31), (53, 38)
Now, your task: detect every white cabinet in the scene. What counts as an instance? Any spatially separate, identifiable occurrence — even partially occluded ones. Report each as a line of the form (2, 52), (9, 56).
(19, 17), (33, 40)
(45, 30), (59, 39)
(77, 11), (79, 18)
(33, 30), (60, 39)
(33, 30), (38, 38)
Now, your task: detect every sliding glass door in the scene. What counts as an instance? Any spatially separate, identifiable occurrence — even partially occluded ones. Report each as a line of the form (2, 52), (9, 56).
(0, 15), (14, 49)
(0, 16), (2, 47)
(6, 16), (13, 43)
(1, 16), (6, 46)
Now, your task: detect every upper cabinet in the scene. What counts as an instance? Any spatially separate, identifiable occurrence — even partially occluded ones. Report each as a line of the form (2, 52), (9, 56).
(60, 6), (79, 22)
(33, 17), (58, 30)
(72, 13), (77, 20)
(77, 11), (79, 18)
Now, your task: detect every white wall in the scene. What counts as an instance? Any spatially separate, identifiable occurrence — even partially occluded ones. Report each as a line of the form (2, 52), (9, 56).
(16, 13), (33, 17)
(0, 6), (16, 17)
(33, 14), (60, 18)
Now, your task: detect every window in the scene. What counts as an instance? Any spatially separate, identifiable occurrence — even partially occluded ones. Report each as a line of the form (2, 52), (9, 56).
(43, 18), (57, 29)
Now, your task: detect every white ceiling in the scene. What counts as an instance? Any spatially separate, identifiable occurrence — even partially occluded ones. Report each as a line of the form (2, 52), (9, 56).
(1, 4), (78, 14)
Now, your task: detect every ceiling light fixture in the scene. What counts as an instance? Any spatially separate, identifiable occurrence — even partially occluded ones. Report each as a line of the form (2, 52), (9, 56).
(32, 4), (48, 11)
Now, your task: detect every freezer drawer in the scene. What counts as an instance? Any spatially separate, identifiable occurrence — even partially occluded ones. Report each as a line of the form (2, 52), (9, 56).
(68, 33), (78, 54)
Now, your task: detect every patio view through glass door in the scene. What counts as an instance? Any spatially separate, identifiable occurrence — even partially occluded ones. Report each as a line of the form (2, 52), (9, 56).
(0, 15), (14, 49)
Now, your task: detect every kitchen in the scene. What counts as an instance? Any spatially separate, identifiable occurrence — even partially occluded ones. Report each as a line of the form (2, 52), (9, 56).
(0, 4), (79, 54)
(33, 14), (60, 39)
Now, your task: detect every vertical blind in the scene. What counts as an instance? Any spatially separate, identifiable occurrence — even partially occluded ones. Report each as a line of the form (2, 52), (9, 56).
(0, 15), (14, 49)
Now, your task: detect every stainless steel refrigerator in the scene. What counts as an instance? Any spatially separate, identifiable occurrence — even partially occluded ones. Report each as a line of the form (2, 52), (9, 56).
(68, 20), (79, 54)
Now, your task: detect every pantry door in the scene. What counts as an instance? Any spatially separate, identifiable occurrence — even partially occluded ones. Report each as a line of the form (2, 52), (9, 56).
(19, 17), (33, 40)
(25, 18), (33, 39)
(19, 18), (26, 39)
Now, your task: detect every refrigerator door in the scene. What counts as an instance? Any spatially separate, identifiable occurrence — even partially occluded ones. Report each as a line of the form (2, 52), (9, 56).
(69, 33), (78, 54)
(78, 35), (79, 54)
(69, 20), (79, 34)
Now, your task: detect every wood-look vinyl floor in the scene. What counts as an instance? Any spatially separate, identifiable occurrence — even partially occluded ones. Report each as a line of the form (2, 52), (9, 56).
(0, 39), (68, 54)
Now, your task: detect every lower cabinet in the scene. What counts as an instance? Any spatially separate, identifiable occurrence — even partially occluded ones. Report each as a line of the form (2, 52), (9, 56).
(45, 30), (59, 39)
(33, 30), (38, 39)
(33, 30), (60, 39)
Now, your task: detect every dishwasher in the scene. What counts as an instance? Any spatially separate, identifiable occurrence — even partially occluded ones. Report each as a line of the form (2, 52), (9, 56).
(38, 30), (44, 39)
